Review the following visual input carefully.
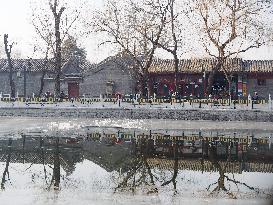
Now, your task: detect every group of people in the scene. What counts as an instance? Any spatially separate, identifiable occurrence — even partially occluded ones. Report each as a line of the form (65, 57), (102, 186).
(43, 91), (67, 101)
(252, 92), (259, 100)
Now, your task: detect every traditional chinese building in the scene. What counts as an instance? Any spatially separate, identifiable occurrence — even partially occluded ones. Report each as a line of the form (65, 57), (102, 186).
(148, 58), (273, 99)
(1, 55), (273, 99)
(0, 56), (87, 98)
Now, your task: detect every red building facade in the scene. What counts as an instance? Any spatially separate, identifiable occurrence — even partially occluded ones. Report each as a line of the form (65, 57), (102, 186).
(146, 59), (273, 99)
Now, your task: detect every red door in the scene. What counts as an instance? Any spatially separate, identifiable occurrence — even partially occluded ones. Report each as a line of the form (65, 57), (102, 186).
(68, 83), (79, 98)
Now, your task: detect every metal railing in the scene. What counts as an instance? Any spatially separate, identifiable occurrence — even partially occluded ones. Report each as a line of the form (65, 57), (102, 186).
(0, 96), (272, 110)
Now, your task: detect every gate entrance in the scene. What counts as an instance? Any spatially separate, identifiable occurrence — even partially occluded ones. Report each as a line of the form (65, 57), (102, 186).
(68, 82), (79, 98)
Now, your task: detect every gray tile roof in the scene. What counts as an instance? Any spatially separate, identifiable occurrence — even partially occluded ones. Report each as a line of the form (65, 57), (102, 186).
(62, 56), (82, 76)
(0, 58), (94, 74)
(85, 53), (273, 75)
(1, 57), (273, 75)
(149, 58), (273, 73)
(0, 58), (55, 72)
(149, 58), (241, 73)
(148, 158), (273, 173)
(243, 60), (273, 73)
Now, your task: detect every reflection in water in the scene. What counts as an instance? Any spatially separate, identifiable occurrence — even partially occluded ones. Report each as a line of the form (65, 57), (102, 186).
(1, 139), (12, 190)
(0, 128), (272, 204)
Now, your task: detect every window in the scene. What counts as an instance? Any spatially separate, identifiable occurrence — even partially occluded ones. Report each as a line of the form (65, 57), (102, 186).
(257, 79), (266, 86)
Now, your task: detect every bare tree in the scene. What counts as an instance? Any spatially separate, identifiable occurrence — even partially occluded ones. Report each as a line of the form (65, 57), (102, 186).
(159, 0), (180, 94)
(190, 0), (270, 97)
(93, 0), (169, 96)
(145, 0), (190, 95)
(3, 34), (16, 99)
(31, 0), (86, 97)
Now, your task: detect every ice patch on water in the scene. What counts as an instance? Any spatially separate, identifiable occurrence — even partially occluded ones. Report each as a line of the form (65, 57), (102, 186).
(93, 119), (147, 130)
(47, 121), (82, 131)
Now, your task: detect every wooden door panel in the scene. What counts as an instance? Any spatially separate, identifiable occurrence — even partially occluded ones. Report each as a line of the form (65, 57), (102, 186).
(68, 83), (79, 98)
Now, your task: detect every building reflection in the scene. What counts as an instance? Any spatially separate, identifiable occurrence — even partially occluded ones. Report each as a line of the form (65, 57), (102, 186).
(0, 129), (272, 193)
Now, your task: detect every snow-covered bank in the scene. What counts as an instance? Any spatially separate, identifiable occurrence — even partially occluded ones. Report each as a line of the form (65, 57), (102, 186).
(0, 107), (273, 122)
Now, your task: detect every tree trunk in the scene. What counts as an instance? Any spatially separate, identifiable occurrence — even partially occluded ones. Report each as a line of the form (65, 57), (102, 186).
(50, 0), (65, 98)
(174, 54), (179, 95)
(228, 80), (232, 102)
(9, 78), (16, 99)
(172, 137), (179, 190)
(161, 136), (179, 191)
(52, 138), (60, 190)
(54, 17), (62, 98)
(208, 144), (228, 191)
(143, 140), (155, 185)
(4, 34), (16, 98)
(217, 171), (227, 191)
(39, 70), (47, 97)
(138, 74), (150, 98)
(206, 58), (226, 96)
(206, 67), (218, 96)
(222, 69), (232, 101)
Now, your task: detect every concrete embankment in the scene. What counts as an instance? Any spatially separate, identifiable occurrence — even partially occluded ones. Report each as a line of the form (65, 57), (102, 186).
(0, 107), (273, 122)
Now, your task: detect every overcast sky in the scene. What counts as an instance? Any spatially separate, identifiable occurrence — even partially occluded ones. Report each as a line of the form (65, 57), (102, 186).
(0, 0), (272, 63)
(0, 0), (113, 63)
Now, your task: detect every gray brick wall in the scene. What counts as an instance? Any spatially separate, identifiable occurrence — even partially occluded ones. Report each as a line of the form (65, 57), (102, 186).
(0, 73), (10, 94)
(80, 60), (135, 97)
(0, 71), (67, 97)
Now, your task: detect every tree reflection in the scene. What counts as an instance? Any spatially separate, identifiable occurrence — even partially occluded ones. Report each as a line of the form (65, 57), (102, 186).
(49, 138), (61, 190)
(207, 142), (258, 198)
(114, 136), (181, 194)
(161, 136), (179, 192)
(0, 130), (272, 202)
(1, 139), (12, 190)
(39, 137), (49, 185)
(115, 138), (157, 194)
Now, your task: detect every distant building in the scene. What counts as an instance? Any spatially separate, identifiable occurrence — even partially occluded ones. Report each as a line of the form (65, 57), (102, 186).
(0, 56), (86, 98)
(148, 58), (273, 99)
(0, 54), (135, 98)
(0, 55), (273, 98)
(83, 57), (273, 99)
(81, 53), (136, 97)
